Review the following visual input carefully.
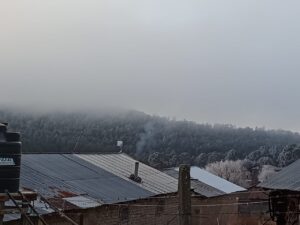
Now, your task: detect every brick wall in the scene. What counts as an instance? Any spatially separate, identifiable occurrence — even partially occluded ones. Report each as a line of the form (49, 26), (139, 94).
(5, 192), (275, 225)
(191, 191), (275, 225)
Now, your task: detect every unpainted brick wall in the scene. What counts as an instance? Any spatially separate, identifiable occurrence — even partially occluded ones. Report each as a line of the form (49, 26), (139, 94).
(5, 193), (275, 225)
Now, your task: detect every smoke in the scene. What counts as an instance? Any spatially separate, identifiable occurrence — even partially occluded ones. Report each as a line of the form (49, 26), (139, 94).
(135, 121), (155, 157)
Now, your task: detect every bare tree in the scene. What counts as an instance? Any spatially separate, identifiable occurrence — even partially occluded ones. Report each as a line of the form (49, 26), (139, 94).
(205, 160), (251, 187)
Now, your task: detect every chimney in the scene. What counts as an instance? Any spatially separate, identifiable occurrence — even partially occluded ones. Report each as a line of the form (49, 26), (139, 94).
(134, 162), (139, 177)
(129, 162), (142, 183)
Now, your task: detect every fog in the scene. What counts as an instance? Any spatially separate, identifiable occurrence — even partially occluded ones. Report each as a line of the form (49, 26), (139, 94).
(1, 0), (300, 131)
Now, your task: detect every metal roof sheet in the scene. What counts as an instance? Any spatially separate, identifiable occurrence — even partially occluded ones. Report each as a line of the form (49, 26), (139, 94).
(76, 154), (178, 194)
(63, 196), (101, 209)
(20, 153), (177, 209)
(164, 169), (225, 197)
(189, 166), (245, 193)
(258, 159), (300, 191)
(21, 154), (154, 205)
(167, 166), (245, 195)
(3, 214), (20, 222)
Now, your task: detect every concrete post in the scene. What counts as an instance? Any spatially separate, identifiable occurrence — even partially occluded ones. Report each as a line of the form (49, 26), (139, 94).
(178, 165), (191, 225)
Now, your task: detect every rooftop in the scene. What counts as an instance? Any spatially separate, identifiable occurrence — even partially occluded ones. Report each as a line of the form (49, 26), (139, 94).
(258, 159), (300, 191)
(164, 166), (245, 197)
(20, 153), (178, 209)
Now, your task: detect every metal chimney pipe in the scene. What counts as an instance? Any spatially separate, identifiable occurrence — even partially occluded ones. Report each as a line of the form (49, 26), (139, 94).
(134, 162), (139, 177)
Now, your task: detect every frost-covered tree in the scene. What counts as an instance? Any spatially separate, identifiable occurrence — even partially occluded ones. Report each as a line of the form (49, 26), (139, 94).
(225, 149), (239, 161)
(278, 145), (300, 167)
(258, 165), (279, 182)
(257, 156), (275, 166)
(1, 108), (300, 169)
(207, 152), (223, 164)
(194, 153), (207, 167)
(205, 160), (251, 187)
(246, 146), (268, 161)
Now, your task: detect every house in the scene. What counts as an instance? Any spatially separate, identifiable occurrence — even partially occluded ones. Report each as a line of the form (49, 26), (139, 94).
(163, 166), (273, 225)
(258, 159), (300, 225)
(0, 124), (275, 225)
(5, 153), (179, 225)
(3, 153), (278, 225)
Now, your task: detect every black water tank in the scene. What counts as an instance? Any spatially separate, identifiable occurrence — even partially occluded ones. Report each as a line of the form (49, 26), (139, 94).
(0, 123), (21, 193)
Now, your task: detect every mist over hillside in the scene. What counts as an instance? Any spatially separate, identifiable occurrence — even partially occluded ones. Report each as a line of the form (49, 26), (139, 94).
(1, 109), (299, 169)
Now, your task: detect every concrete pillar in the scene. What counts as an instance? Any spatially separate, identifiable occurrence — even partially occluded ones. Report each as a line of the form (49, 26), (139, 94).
(178, 165), (191, 225)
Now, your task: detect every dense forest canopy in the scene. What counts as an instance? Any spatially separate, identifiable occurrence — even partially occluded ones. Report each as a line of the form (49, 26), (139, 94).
(1, 109), (299, 168)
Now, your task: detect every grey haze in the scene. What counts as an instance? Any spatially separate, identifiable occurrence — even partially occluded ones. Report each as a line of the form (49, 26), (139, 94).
(1, 0), (300, 131)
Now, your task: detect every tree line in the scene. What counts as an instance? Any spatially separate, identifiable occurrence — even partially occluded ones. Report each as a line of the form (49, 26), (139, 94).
(0, 109), (299, 169)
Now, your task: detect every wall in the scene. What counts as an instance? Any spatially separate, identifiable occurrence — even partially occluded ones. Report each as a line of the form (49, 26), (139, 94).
(192, 190), (275, 225)
(5, 192), (275, 225)
(269, 190), (300, 225)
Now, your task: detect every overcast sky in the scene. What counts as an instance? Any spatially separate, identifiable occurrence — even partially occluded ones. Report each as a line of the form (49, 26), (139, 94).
(1, 0), (300, 131)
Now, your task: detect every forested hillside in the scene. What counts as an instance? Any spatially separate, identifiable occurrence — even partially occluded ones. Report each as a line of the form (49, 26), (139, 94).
(1, 109), (299, 168)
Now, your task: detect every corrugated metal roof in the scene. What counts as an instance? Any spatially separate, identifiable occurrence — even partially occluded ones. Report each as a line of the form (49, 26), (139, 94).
(3, 214), (20, 222)
(189, 167), (245, 193)
(164, 169), (225, 197)
(165, 166), (245, 195)
(63, 196), (101, 209)
(76, 154), (178, 194)
(20, 153), (177, 209)
(258, 159), (300, 191)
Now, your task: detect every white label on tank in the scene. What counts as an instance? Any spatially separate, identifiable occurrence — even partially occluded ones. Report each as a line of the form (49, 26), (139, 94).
(0, 158), (15, 166)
